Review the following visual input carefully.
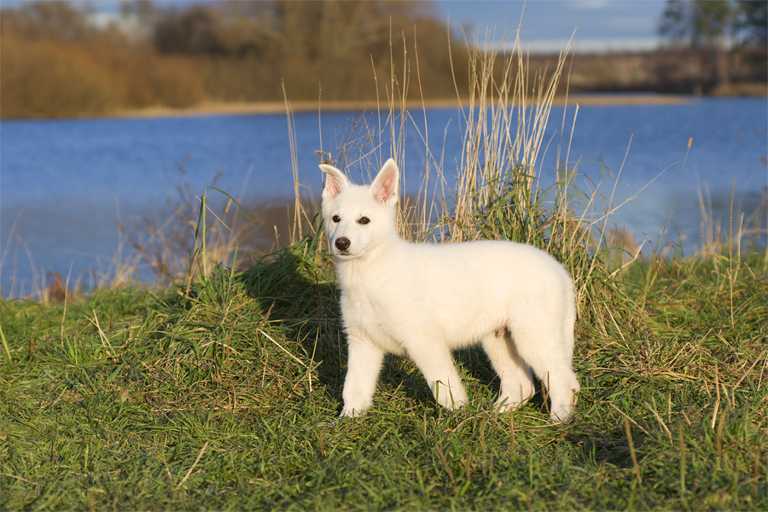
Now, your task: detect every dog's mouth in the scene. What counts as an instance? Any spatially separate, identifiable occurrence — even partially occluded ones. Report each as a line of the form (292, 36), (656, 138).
(334, 251), (360, 260)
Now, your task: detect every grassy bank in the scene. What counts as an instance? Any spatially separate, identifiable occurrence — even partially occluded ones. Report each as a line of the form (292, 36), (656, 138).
(0, 242), (766, 509)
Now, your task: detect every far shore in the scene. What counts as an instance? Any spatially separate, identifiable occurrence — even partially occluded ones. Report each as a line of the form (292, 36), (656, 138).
(110, 94), (693, 120)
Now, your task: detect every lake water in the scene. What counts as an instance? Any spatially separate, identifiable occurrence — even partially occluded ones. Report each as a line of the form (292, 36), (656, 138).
(1, 98), (766, 296)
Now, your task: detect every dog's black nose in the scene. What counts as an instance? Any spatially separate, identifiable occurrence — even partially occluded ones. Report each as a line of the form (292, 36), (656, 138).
(335, 237), (351, 252)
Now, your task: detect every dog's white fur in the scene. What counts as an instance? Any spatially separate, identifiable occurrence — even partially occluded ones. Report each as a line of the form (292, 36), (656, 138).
(320, 159), (580, 422)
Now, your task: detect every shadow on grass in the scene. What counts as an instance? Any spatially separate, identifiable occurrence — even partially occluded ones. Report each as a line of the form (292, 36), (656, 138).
(567, 428), (646, 469)
(240, 244), (345, 400)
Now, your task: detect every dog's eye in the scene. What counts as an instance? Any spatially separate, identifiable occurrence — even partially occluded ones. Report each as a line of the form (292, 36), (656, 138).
(357, 216), (370, 225)
(332, 215), (341, 223)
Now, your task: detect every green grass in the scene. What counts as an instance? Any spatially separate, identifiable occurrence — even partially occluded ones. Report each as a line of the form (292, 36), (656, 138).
(1, 239), (766, 510)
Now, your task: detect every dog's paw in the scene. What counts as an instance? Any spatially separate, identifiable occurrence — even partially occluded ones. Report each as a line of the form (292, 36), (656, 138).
(495, 383), (535, 413)
(339, 405), (369, 418)
(494, 396), (526, 413)
(549, 380), (579, 423)
(432, 382), (468, 410)
(435, 395), (468, 411)
(549, 401), (576, 423)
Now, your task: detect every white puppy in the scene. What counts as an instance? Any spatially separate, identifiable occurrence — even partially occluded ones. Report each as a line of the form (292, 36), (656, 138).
(320, 159), (580, 422)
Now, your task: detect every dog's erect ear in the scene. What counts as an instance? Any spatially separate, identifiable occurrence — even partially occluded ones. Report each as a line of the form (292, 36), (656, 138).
(319, 164), (349, 199)
(370, 158), (399, 204)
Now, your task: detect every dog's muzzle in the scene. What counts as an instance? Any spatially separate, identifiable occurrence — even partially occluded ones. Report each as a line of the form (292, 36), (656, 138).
(334, 237), (351, 253)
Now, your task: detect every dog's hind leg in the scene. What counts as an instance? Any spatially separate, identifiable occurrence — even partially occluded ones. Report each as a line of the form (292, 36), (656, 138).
(509, 320), (580, 423)
(407, 342), (468, 410)
(481, 331), (535, 412)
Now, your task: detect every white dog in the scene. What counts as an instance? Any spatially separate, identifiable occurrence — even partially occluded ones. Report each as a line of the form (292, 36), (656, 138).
(320, 158), (580, 422)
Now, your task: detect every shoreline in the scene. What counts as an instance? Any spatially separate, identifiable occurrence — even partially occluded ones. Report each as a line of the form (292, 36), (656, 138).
(7, 90), (767, 121)
(105, 94), (693, 120)
(113, 94), (692, 119)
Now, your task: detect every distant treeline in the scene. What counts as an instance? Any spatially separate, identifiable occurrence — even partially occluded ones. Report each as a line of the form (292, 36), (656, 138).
(543, 47), (766, 96)
(1, 1), (765, 119)
(0, 0), (471, 118)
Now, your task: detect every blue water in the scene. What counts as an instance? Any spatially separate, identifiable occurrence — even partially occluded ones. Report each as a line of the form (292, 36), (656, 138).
(1, 98), (766, 295)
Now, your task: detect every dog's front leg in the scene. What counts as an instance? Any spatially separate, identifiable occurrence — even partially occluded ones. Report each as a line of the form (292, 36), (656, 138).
(341, 337), (384, 417)
(407, 343), (468, 410)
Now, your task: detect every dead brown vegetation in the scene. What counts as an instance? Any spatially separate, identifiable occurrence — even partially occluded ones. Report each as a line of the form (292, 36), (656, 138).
(0, 0), (471, 119)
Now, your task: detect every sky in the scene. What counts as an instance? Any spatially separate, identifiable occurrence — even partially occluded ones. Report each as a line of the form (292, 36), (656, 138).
(435, 0), (667, 52)
(8, 0), (669, 53)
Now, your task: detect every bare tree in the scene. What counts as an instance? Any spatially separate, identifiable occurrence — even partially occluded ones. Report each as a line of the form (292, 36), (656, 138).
(659, 0), (733, 91)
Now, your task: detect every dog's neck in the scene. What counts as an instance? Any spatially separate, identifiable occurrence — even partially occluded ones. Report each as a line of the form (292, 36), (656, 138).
(333, 232), (400, 287)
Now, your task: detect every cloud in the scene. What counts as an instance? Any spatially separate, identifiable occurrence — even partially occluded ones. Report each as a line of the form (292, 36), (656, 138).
(572, 0), (611, 9)
(482, 37), (660, 53)
(608, 15), (654, 33)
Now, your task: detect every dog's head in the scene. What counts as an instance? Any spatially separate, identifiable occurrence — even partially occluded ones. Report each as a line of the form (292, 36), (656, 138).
(319, 158), (399, 260)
